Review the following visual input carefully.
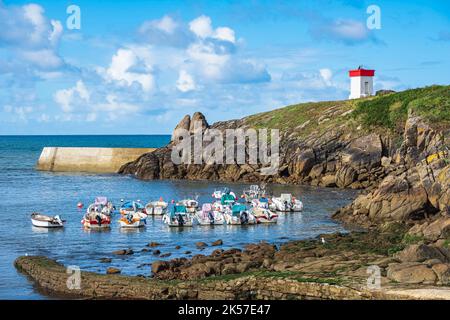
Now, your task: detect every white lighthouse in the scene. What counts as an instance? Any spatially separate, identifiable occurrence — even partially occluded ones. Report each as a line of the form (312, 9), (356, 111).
(349, 66), (375, 99)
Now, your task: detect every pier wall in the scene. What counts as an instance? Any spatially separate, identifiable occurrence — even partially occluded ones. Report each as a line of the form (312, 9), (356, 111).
(36, 147), (154, 173)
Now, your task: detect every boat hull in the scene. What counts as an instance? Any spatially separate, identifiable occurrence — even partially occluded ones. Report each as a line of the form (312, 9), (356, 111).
(31, 219), (63, 228)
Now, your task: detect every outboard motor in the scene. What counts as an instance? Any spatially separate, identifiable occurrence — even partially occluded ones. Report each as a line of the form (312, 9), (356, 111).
(208, 211), (214, 224)
(177, 214), (184, 226)
(240, 211), (249, 225)
(96, 214), (102, 226)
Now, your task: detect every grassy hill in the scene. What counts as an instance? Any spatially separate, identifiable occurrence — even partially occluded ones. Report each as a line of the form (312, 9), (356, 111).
(243, 85), (450, 137)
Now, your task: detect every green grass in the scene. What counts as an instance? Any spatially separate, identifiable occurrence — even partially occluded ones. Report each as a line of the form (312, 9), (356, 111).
(352, 85), (450, 130)
(242, 85), (450, 136)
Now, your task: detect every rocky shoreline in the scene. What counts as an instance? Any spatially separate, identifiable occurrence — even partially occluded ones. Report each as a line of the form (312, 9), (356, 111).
(14, 228), (450, 299)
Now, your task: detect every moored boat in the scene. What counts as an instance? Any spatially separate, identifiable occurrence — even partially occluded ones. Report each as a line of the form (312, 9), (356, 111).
(195, 203), (225, 225)
(251, 198), (278, 223)
(270, 193), (303, 212)
(81, 211), (111, 229)
(120, 200), (147, 217)
(86, 197), (115, 216)
(31, 213), (65, 228)
(163, 205), (194, 227)
(118, 212), (146, 228)
(224, 204), (256, 225)
(145, 197), (168, 215)
(242, 185), (264, 203)
(177, 199), (199, 213)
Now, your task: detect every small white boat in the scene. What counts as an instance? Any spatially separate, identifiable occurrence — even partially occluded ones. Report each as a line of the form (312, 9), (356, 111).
(223, 204), (256, 225)
(270, 193), (303, 212)
(118, 212), (146, 228)
(195, 203), (225, 225)
(145, 198), (168, 216)
(163, 205), (194, 227)
(251, 198), (278, 223)
(31, 213), (64, 228)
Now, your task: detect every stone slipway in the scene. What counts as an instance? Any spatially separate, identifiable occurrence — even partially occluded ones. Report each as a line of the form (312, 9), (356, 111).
(36, 147), (155, 173)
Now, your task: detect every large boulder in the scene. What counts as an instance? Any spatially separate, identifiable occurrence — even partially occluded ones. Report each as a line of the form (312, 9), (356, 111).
(395, 244), (447, 263)
(387, 263), (437, 284)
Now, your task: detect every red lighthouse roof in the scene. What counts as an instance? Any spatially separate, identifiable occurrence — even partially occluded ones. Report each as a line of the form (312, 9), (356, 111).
(349, 67), (375, 77)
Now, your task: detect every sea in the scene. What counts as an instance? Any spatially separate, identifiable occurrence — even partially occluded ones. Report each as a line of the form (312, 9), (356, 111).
(0, 135), (357, 299)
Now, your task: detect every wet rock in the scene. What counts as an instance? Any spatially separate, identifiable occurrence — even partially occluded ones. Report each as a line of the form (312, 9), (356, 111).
(196, 242), (208, 248)
(113, 249), (134, 255)
(148, 242), (163, 247)
(160, 253), (172, 258)
(175, 245), (181, 250)
(184, 251), (192, 255)
(211, 239), (223, 246)
(99, 258), (112, 263)
(151, 260), (170, 274)
(106, 267), (121, 274)
(152, 250), (161, 256)
(141, 248), (150, 252)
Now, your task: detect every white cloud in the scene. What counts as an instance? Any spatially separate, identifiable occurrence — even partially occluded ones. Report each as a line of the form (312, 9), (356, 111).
(319, 68), (333, 84)
(176, 70), (196, 92)
(54, 80), (90, 113)
(154, 15), (177, 34)
(189, 15), (214, 39)
(94, 94), (140, 113)
(100, 48), (155, 92)
(189, 15), (236, 43)
(20, 49), (63, 69)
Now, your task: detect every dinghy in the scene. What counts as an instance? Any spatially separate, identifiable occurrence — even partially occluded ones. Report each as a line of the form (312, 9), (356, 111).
(251, 198), (278, 223)
(31, 213), (65, 228)
(224, 204), (256, 225)
(212, 187), (237, 200)
(195, 203), (225, 225)
(163, 205), (194, 227)
(145, 197), (168, 215)
(270, 194), (303, 212)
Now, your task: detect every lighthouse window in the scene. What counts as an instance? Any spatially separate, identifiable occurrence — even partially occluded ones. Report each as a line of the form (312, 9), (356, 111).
(364, 81), (369, 94)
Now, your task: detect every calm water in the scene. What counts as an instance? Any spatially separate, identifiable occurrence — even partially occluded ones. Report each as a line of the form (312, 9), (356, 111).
(0, 135), (357, 299)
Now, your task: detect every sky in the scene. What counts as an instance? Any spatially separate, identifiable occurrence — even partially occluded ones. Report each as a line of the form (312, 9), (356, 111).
(0, 0), (449, 135)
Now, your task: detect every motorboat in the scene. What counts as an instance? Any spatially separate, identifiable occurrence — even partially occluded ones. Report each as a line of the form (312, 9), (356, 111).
(177, 199), (199, 213)
(145, 197), (168, 215)
(119, 211), (146, 228)
(270, 193), (303, 212)
(220, 192), (237, 206)
(86, 197), (115, 216)
(242, 185), (264, 203)
(81, 211), (111, 229)
(120, 200), (147, 217)
(195, 203), (225, 225)
(212, 187), (236, 200)
(251, 198), (278, 223)
(31, 213), (65, 228)
(224, 204), (256, 225)
(163, 205), (194, 227)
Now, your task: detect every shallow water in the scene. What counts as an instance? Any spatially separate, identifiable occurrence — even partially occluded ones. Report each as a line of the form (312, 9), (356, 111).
(0, 136), (357, 299)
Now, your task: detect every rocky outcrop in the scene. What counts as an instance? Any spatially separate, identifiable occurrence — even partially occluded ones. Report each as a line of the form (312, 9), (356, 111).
(120, 112), (405, 189)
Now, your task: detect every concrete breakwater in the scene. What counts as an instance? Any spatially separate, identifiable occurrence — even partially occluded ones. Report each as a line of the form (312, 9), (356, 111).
(36, 147), (154, 173)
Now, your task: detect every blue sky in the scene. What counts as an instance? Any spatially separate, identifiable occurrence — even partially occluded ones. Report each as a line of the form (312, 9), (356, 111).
(0, 0), (449, 135)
